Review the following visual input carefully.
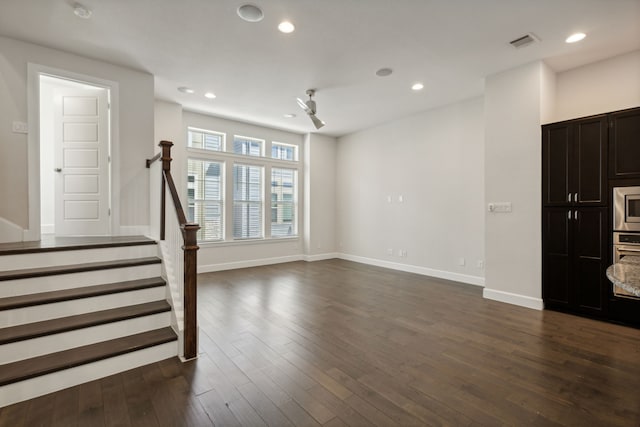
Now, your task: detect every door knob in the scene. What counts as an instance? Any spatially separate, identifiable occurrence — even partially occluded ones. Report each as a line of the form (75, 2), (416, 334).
(54, 168), (62, 172)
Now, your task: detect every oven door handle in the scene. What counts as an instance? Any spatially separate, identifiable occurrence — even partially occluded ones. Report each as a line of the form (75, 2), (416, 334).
(616, 247), (640, 253)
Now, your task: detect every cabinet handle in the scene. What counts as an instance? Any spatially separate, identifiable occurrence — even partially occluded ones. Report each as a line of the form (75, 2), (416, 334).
(574, 210), (578, 220)
(568, 211), (571, 220)
(574, 193), (578, 203)
(568, 193), (572, 203)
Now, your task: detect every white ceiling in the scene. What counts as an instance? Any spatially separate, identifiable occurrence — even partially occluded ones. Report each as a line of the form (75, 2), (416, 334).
(1, 0), (639, 137)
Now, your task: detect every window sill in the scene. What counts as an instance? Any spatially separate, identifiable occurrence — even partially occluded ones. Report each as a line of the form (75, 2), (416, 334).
(198, 236), (299, 248)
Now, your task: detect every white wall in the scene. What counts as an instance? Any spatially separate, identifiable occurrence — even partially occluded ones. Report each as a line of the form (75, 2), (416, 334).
(554, 50), (640, 123)
(336, 97), (485, 285)
(0, 36), (154, 240)
(304, 133), (337, 259)
(483, 61), (553, 310)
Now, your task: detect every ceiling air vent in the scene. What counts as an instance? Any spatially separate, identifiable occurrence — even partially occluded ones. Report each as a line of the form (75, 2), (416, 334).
(509, 33), (538, 49)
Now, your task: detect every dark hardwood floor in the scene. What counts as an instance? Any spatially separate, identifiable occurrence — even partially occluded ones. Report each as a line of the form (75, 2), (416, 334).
(1, 259), (639, 426)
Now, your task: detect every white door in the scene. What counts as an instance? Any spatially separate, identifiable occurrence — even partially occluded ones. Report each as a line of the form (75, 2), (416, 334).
(53, 87), (110, 235)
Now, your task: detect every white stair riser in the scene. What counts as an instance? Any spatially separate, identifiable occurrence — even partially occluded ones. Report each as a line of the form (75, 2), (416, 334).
(0, 245), (158, 271)
(0, 341), (178, 408)
(2, 287), (166, 327)
(0, 264), (161, 298)
(1, 312), (171, 364)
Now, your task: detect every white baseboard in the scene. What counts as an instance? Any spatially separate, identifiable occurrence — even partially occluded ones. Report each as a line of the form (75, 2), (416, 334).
(0, 217), (25, 243)
(482, 288), (543, 311)
(337, 253), (485, 287)
(199, 254), (305, 273)
(303, 252), (339, 262)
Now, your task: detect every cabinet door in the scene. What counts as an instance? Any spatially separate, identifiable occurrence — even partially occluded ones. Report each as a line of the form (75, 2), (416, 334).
(609, 108), (640, 179)
(542, 123), (571, 206)
(542, 208), (571, 307)
(574, 116), (607, 206)
(574, 208), (607, 315)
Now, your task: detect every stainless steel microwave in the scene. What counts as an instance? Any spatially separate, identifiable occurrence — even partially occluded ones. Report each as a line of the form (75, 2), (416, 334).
(614, 186), (640, 232)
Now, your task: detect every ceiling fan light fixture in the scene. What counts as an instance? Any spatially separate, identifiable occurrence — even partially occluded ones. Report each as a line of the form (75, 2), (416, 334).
(237, 4), (264, 22)
(296, 89), (326, 129)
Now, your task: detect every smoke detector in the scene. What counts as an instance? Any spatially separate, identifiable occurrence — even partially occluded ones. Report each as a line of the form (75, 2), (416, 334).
(509, 33), (539, 49)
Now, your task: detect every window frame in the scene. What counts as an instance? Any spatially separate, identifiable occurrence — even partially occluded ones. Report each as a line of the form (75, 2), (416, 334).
(185, 126), (301, 245)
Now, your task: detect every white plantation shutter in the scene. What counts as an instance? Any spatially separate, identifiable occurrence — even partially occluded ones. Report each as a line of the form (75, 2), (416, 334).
(271, 167), (296, 237)
(187, 159), (223, 241)
(233, 136), (263, 157)
(233, 164), (263, 239)
(188, 128), (224, 151)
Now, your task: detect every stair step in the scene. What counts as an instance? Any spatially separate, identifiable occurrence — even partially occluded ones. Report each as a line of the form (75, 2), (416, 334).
(0, 300), (171, 345)
(0, 257), (161, 281)
(0, 277), (165, 311)
(0, 327), (177, 386)
(0, 235), (156, 256)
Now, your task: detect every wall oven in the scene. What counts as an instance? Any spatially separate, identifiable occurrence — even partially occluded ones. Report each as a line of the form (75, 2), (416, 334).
(613, 186), (640, 232)
(612, 232), (640, 299)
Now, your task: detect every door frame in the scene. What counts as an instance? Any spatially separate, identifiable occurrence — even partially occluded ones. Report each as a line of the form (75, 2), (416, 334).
(27, 63), (120, 241)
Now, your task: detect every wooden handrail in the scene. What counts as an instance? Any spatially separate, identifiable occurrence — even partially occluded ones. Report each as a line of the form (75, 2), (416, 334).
(145, 152), (161, 168)
(149, 140), (200, 360)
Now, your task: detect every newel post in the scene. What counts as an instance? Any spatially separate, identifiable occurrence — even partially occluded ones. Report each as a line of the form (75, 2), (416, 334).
(159, 140), (173, 241)
(182, 223), (200, 360)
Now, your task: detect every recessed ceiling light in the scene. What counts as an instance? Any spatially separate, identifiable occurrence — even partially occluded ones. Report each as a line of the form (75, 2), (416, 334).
(178, 87), (195, 94)
(284, 113), (296, 118)
(73, 3), (92, 19)
(566, 32), (586, 43)
(237, 4), (264, 22)
(204, 92), (216, 99)
(376, 68), (393, 77)
(278, 21), (295, 33)
(411, 83), (424, 91)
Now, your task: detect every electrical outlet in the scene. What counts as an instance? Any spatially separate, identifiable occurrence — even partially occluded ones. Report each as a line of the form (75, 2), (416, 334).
(399, 249), (407, 257)
(477, 260), (484, 269)
(458, 257), (465, 266)
(12, 121), (28, 134)
(387, 248), (393, 255)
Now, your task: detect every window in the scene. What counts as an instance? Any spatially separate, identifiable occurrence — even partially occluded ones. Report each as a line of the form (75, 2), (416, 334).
(188, 128), (224, 151)
(271, 168), (296, 237)
(233, 164), (263, 239)
(187, 159), (224, 241)
(233, 135), (263, 157)
(186, 126), (300, 243)
(272, 142), (297, 161)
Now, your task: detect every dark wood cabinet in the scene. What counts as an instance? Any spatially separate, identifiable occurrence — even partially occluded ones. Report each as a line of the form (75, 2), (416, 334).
(609, 107), (640, 179)
(542, 115), (607, 207)
(543, 207), (608, 315)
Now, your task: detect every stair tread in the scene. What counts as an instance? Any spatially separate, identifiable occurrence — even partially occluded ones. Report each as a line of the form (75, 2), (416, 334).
(0, 235), (156, 256)
(0, 257), (161, 281)
(0, 277), (166, 311)
(0, 300), (171, 345)
(0, 327), (177, 386)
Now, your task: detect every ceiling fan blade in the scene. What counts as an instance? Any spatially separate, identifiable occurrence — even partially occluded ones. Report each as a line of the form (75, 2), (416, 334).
(296, 97), (311, 114)
(309, 114), (325, 129)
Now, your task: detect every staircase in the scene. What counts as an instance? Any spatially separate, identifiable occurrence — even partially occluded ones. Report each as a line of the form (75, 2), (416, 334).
(0, 236), (178, 408)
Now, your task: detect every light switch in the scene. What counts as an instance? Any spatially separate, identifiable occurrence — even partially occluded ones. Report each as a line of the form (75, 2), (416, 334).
(488, 202), (512, 213)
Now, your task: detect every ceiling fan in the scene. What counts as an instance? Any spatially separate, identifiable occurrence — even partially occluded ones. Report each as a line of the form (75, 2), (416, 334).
(296, 89), (325, 129)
